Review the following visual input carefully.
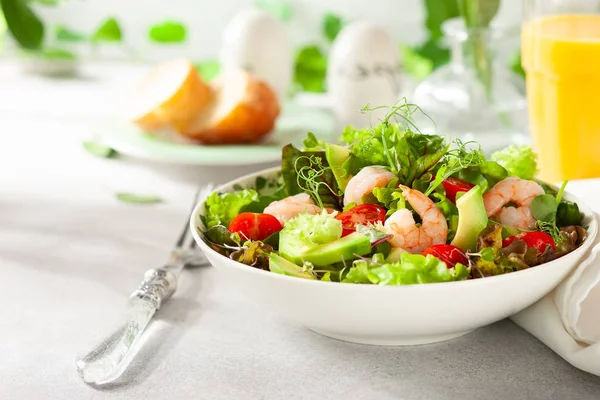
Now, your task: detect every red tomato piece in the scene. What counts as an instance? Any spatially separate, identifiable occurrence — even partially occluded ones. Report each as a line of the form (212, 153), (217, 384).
(502, 231), (556, 253)
(422, 244), (469, 268)
(229, 212), (282, 241)
(335, 204), (387, 237)
(441, 177), (475, 203)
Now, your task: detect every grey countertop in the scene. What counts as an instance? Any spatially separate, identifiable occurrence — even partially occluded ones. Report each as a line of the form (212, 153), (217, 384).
(2, 114), (600, 400)
(4, 263), (600, 400)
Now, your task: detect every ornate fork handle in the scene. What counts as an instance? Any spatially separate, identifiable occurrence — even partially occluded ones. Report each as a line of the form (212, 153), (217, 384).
(131, 266), (179, 310)
(76, 259), (184, 385)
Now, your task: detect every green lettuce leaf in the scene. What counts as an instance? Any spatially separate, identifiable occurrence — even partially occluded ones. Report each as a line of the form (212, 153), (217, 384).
(372, 178), (405, 216)
(343, 253), (469, 285)
(342, 113), (447, 187)
(455, 161), (507, 193)
(204, 189), (259, 228)
(303, 132), (326, 151)
(491, 145), (538, 180)
(433, 193), (459, 242)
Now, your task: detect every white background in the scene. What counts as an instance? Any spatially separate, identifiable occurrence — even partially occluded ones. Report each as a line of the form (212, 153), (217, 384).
(33, 0), (523, 61)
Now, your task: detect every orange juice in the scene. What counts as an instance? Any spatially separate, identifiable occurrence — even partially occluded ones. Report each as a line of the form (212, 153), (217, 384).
(522, 15), (600, 182)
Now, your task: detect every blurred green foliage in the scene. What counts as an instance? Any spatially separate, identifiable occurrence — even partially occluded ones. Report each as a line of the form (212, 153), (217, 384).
(149, 21), (186, 43)
(92, 17), (122, 43)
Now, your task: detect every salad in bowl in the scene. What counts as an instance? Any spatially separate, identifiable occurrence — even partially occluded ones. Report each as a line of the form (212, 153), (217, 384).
(199, 103), (588, 285)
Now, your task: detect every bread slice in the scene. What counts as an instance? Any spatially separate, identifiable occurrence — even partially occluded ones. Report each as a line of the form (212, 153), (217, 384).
(180, 69), (280, 144)
(128, 59), (212, 132)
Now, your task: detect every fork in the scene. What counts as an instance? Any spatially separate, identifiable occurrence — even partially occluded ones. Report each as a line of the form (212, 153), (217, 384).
(75, 185), (213, 385)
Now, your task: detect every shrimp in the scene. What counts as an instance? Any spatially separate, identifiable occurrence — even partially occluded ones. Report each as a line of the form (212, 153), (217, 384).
(384, 185), (448, 253)
(483, 177), (545, 230)
(344, 166), (396, 206)
(263, 193), (322, 224)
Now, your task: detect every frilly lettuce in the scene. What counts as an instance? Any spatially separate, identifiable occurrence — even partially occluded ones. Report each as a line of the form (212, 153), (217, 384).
(372, 178), (405, 217)
(343, 253), (469, 285)
(340, 112), (448, 188)
(491, 145), (538, 180)
(204, 189), (259, 228)
(282, 211), (342, 246)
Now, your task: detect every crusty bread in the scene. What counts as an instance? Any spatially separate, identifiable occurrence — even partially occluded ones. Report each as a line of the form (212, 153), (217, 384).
(128, 59), (213, 132)
(180, 69), (280, 144)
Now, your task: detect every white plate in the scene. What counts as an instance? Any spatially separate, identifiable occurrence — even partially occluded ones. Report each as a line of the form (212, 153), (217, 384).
(97, 101), (335, 166)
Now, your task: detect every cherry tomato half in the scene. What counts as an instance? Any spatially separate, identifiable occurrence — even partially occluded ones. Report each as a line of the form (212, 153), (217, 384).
(502, 231), (556, 253)
(441, 177), (475, 203)
(229, 212), (283, 241)
(422, 244), (469, 268)
(335, 204), (387, 237)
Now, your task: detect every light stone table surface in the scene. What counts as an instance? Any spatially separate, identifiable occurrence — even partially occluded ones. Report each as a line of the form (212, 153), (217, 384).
(2, 62), (600, 400)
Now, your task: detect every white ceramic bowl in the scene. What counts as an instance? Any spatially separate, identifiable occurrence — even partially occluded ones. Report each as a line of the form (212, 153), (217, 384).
(191, 167), (598, 345)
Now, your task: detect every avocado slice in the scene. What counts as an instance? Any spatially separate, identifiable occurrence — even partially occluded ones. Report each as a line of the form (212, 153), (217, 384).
(451, 185), (488, 252)
(269, 253), (316, 280)
(279, 230), (314, 265)
(300, 232), (372, 266)
(325, 143), (351, 190)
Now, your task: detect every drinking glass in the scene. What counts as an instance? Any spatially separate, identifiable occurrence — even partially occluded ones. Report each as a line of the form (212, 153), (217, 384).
(522, 0), (600, 182)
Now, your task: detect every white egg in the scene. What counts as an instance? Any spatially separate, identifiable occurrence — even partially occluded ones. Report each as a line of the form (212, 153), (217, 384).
(327, 21), (401, 129)
(219, 8), (292, 99)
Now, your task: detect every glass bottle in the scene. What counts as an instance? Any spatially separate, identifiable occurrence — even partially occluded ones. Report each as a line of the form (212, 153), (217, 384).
(411, 18), (528, 154)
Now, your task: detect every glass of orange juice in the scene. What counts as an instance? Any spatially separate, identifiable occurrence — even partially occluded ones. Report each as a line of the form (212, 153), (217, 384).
(522, 0), (600, 182)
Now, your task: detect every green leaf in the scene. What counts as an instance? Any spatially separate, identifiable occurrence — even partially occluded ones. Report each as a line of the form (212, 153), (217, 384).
(1, 0), (44, 49)
(28, 0), (62, 4)
(303, 132), (326, 151)
(345, 103), (447, 187)
(194, 60), (220, 82)
(372, 178), (406, 217)
(458, 0), (501, 29)
(531, 194), (558, 223)
(281, 144), (343, 209)
(294, 45), (327, 93)
(82, 141), (117, 158)
(148, 20), (186, 43)
(116, 192), (163, 205)
(557, 202), (583, 227)
(204, 189), (259, 228)
(92, 17), (122, 43)
(423, 0), (461, 39)
(204, 225), (238, 247)
(400, 43), (434, 80)
(322, 12), (344, 42)
(343, 253), (469, 285)
(21, 47), (76, 60)
(491, 145), (538, 180)
(414, 38), (451, 71)
(55, 25), (86, 42)
(510, 50), (525, 79)
(0, 12), (6, 48)
(555, 180), (568, 205)
(254, 0), (293, 22)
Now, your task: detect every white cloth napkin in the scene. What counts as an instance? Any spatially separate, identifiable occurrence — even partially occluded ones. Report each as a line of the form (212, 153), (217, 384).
(512, 222), (600, 376)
